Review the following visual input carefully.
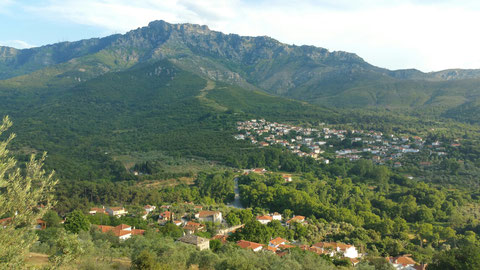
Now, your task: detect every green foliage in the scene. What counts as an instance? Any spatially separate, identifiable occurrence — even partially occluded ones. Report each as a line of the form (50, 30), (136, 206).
(0, 116), (57, 269)
(210, 239), (222, 252)
(159, 222), (184, 238)
(43, 210), (62, 228)
(196, 171), (235, 203)
(64, 210), (90, 234)
(49, 229), (85, 267)
(131, 249), (160, 270)
(428, 244), (480, 270)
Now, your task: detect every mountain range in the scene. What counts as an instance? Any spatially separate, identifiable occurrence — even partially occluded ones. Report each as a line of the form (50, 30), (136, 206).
(2, 20), (480, 115)
(0, 20), (479, 179)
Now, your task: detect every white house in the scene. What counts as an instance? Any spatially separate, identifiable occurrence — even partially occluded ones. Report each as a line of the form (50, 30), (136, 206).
(196, 211), (222, 223)
(271, 212), (282, 221)
(144, 205), (156, 213)
(256, 215), (273, 225)
(387, 256), (425, 270)
(106, 207), (128, 217)
(312, 242), (359, 259)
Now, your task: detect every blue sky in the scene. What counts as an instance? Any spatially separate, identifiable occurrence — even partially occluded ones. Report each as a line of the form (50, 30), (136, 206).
(1, 0), (479, 72)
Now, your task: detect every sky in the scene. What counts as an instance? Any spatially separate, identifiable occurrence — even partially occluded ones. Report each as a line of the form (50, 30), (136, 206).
(0, 0), (479, 72)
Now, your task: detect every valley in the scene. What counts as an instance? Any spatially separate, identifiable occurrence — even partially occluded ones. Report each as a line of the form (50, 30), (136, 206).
(0, 19), (479, 270)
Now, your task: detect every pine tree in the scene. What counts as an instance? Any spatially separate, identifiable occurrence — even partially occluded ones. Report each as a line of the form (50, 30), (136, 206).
(0, 116), (57, 269)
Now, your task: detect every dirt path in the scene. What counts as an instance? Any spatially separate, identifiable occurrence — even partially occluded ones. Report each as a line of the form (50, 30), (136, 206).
(196, 80), (228, 111)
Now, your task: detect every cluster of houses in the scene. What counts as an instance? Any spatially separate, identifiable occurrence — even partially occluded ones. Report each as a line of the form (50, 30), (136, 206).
(235, 119), (328, 161)
(233, 237), (360, 265)
(0, 203), (426, 269)
(235, 119), (456, 166)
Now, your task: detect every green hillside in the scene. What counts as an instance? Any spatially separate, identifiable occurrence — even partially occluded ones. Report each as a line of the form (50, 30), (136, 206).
(0, 60), (335, 181)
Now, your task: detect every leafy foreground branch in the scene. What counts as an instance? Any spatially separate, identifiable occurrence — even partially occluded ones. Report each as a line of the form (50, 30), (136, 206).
(0, 116), (57, 269)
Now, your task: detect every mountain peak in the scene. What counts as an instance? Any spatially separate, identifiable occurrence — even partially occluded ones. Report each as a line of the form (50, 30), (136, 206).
(147, 20), (211, 34)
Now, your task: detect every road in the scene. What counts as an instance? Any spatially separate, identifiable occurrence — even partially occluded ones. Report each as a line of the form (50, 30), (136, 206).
(229, 177), (244, 209)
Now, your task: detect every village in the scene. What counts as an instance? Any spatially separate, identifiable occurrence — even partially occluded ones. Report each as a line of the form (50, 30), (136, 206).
(82, 202), (425, 269)
(0, 201), (426, 269)
(235, 119), (458, 167)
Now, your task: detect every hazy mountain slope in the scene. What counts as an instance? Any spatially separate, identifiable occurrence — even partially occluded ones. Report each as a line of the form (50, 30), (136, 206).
(0, 35), (121, 79)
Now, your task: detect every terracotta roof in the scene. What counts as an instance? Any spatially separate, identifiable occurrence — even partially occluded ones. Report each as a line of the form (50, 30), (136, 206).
(389, 256), (417, 266)
(97, 225), (115, 233)
(184, 221), (205, 231)
(256, 215), (273, 221)
(286, 216), (305, 224)
(269, 237), (287, 246)
(237, 240), (264, 250)
(95, 224), (144, 237)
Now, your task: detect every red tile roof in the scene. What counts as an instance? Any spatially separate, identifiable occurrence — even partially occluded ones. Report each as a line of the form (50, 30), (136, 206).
(94, 224), (144, 237)
(286, 216), (305, 224)
(269, 237), (287, 246)
(184, 221), (205, 232)
(237, 240), (264, 250)
(388, 256), (417, 266)
(97, 225), (115, 233)
(256, 215), (273, 221)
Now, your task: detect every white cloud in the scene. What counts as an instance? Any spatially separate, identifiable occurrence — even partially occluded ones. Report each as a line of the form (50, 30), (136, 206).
(0, 40), (36, 49)
(12, 0), (480, 71)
